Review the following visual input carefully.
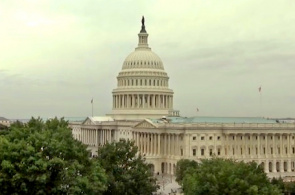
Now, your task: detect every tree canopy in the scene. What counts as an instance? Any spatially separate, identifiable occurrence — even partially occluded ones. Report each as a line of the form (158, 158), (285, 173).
(0, 117), (107, 195)
(96, 139), (159, 195)
(177, 158), (283, 195)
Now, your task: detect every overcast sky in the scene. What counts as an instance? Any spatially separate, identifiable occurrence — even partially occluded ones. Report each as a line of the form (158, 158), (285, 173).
(1, 0), (295, 119)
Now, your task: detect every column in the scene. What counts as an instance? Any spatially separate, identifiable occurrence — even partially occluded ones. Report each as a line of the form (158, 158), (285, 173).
(273, 134), (275, 156)
(288, 159), (292, 172)
(265, 134), (268, 156)
(280, 134), (283, 157)
(168, 134), (171, 156)
(122, 95), (125, 108)
(280, 160), (284, 173)
(127, 95), (130, 108)
(158, 134), (161, 155)
(163, 134), (166, 155)
(265, 160), (269, 173)
(153, 134), (157, 155)
(273, 160), (277, 173)
(176, 134), (179, 156)
(158, 95), (161, 109)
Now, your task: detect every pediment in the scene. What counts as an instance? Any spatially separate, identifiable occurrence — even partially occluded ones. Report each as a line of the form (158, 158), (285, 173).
(82, 117), (95, 125)
(134, 119), (158, 129)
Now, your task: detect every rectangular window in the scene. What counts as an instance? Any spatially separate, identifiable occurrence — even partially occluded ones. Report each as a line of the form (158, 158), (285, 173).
(286, 148), (288, 154)
(193, 136), (196, 140)
(256, 148), (258, 155)
(217, 136), (220, 140)
(218, 148), (221, 155)
(248, 148), (250, 155)
(271, 147), (273, 154)
(201, 136), (204, 140)
(201, 149), (204, 156)
(293, 147), (295, 154)
(209, 136), (212, 140)
(263, 147), (265, 154)
(233, 136), (235, 140)
(278, 148), (280, 154)
(193, 149), (196, 156)
(233, 148), (235, 155)
(241, 136), (243, 140)
(181, 149), (183, 156)
(210, 149), (213, 156)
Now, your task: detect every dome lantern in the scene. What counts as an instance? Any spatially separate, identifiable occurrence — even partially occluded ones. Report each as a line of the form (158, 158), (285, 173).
(137, 16), (149, 49)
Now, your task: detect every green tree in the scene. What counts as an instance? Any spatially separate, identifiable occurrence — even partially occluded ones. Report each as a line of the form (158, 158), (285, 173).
(180, 158), (283, 195)
(175, 159), (198, 184)
(96, 139), (159, 195)
(0, 117), (107, 195)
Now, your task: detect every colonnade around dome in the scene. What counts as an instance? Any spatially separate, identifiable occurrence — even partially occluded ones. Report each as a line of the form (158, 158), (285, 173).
(112, 94), (173, 110)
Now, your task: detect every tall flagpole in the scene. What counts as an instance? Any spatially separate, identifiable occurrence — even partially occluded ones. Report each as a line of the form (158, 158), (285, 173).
(259, 86), (262, 117)
(91, 98), (93, 117)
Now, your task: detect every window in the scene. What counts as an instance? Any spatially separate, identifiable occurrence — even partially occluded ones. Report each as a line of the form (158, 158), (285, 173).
(271, 136), (273, 140)
(278, 147), (280, 154)
(271, 147), (273, 154)
(248, 136), (250, 140)
(263, 147), (265, 154)
(233, 136), (235, 140)
(285, 147), (288, 154)
(201, 149), (204, 156)
(248, 148), (250, 155)
(217, 136), (221, 140)
(278, 136), (280, 140)
(193, 136), (196, 140)
(233, 148), (235, 155)
(256, 136), (258, 140)
(241, 136), (243, 140)
(193, 149), (196, 156)
(293, 147), (295, 154)
(201, 136), (204, 140)
(181, 149), (183, 156)
(218, 148), (221, 155)
(209, 149), (213, 156)
(209, 136), (212, 140)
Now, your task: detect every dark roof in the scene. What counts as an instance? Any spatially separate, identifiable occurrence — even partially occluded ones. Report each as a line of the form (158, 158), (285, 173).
(150, 116), (277, 124)
(0, 117), (9, 121)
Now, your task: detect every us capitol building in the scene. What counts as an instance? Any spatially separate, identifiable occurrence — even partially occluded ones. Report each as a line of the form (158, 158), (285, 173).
(70, 17), (295, 179)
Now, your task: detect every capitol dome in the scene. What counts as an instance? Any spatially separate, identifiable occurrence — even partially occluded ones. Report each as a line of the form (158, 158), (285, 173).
(109, 17), (179, 120)
(122, 50), (164, 70)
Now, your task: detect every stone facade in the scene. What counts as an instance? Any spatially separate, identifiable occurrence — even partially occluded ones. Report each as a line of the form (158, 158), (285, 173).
(70, 118), (295, 178)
